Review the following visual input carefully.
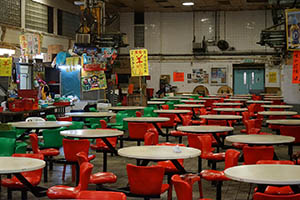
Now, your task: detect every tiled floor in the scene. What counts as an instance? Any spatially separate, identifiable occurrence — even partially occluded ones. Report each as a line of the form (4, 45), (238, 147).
(1, 124), (298, 200)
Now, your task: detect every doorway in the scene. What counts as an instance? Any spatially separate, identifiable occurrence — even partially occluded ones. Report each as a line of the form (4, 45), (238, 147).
(233, 65), (265, 94)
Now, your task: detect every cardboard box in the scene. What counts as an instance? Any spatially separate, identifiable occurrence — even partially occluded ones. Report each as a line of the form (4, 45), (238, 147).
(48, 45), (63, 54)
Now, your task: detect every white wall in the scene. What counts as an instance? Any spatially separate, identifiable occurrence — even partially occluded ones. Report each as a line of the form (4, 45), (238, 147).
(120, 10), (298, 103)
(281, 65), (300, 104)
(3, 27), (70, 52)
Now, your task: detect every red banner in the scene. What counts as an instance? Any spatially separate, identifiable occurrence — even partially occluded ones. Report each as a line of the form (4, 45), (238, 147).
(293, 52), (300, 84)
(173, 72), (184, 82)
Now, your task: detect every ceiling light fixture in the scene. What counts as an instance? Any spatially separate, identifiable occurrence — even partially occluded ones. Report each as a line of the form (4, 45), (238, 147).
(182, 2), (194, 6)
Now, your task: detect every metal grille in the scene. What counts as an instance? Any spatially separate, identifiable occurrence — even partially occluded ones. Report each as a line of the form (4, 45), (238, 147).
(25, 0), (48, 32)
(0, 0), (21, 27)
(62, 11), (80, 38)
(134, 24), (145, 47)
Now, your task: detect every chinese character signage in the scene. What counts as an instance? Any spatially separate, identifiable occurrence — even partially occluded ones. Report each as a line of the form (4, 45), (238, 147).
(19, 34), (41, 57)
(130, 49), (149, 77)
(268, 72), (277, 83)
(293, 51), (300, 83)
(0, 57), (12, 77)
(173, 72), (184, 82)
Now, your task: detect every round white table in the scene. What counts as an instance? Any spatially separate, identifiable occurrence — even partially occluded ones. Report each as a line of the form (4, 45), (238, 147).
(258, 111), (297, 116)
(201, 97), (221, 100)
(10, 121), (72, 129)
(147, 101), (165, 105)
(213, 102), (243, 107)
(177, 125), (234, 149)
(262, 105), (293, 110)
(263, 95), (283, 98)
(174, 104), (204, 108)
(224, 98), (247, 102)
(224, 164), (300, 193)
(213, 108), (248, 114)
(154, 109), (190, 123)
(266, 119), (300, 126)
(65, 112), (116, 118)
(123, 117), (170, 138)
(226, 134), (295, 160)
(150, 98), (169, 101)
(231, 95), (251, 99)
(225, 134), (295, 145)
(199, 115), (242, 126)
(61, 129), (123, 172)
(118, 145), (201, 173)
(0, 157), (46, 197)
(174, 104), (204, 118)
(10, 121), (72, 137)
(180, 100), (206, 103)
(107, 106), (145, 111)
(246, 100), (273, 104)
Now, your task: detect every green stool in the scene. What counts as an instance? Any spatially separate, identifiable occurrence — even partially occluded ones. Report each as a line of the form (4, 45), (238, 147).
(0, 138), (16, 156)
(0, 130), (27, 153)
(40, 128), (65, 149)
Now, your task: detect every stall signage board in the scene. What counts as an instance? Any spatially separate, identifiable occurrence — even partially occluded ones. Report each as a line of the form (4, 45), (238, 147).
(130, 49), (149, 77)
(293, 51), (300, 83)
(0, 58), (12, 77)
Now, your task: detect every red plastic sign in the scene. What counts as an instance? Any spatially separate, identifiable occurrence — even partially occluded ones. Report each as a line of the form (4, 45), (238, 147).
(293, 51), (300, 84)
(173, 72), (184, 82)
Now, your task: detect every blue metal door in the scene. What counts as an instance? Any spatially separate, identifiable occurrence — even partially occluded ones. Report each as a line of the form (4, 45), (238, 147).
(234, 69), (265, 94)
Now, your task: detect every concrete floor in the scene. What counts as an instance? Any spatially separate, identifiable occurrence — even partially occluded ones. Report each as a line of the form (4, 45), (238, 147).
(1, 124), (298, 200)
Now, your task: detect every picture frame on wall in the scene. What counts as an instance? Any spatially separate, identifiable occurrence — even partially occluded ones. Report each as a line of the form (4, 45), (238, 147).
(286, 9), (300, 51)
(210, 67), (227, 85)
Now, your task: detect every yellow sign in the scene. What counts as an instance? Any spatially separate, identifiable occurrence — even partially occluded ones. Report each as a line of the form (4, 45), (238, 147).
(130, 49), (149, 76)
(269, 72), (277, 83)
(0, 58), (12, 77)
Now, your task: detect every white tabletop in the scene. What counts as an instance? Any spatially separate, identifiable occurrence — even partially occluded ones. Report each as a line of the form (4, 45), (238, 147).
(168, 96), (190, 99)
(213, 108), (248, 112)
(263, 95), (283, 98)
(118, 146), (201, 160)
(60, 129), (124, 138)
(65, 112), (116, 118)
(181, 93), (199, 96)
(225, 165), (300, 185)
(231, 96), (251, 99)
(224, 99), (247, 102)
(10, 121), (72, 129)
(201, 97), (221, 100)
(123, 117), (170, 123)
(262, 105), (293, 109)
(199, 115), (242, 120)
(258, 111), (297, 116)
(177, 125), (233, 133)
(147, 101), (165, 105)
(246, 100), (273, 104)
(108, 106), (145, 111)
(174, 104), (204, 108)
(180, 100), (206, 103)
(150, 98), (169, 101)
(225, 134), (295, 145)
(154, 109), (190, 114)
(0, 157), (45, 174)
(264, 98), (284, 101)
(213, 103), (243, 106)
(266, 119), (300, 126)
